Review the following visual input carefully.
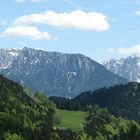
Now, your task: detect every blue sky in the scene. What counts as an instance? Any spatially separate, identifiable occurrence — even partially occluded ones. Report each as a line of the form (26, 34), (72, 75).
(0, 0), (140, 62)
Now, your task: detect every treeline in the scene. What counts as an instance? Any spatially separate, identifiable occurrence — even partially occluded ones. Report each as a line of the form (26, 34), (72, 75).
(84, 105), (140, 140)
(2, 74), (140, 140)
(49, 96), (80, 111)
(0, 74), (55, 140)
(50, 82), (140, 123)
(49, 82), (140, 139)
(74, 82), (140, 123)
(0, 75), (81, 140)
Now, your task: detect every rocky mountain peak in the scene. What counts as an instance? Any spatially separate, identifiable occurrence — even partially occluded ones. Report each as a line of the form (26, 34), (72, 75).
(103, 55), (140, 82)
(0, 47), (127, 97)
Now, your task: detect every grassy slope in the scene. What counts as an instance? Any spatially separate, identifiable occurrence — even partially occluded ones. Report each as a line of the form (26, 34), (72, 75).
(55, 109), (88, 131)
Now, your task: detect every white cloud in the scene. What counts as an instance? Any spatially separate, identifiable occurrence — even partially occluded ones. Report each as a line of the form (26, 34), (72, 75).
(13, 10), (109, 31)
(108, 44), (140, 55)
(3, 26), (51, 40)
(135, 10), (140, 15)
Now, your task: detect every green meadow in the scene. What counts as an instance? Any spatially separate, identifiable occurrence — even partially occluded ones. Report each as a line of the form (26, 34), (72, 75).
(54, 109), (88, 131)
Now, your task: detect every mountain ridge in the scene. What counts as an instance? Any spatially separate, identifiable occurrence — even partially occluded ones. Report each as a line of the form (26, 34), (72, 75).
(0, 47), (127, 97)
(103, 55), (140, 82)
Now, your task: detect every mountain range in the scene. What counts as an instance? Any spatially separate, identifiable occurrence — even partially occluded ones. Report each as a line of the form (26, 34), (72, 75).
(0, 47), (127, 97)
(103, 54), (140, 82)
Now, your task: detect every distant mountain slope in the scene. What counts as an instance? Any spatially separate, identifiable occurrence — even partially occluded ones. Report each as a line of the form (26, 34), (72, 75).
(74, 82), (140, 123)
(0, 47), (127, 97)
(103, 55), (140, 82)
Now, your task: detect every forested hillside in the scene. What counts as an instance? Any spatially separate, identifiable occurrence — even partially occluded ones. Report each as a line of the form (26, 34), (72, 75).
(84, 105), (140, 140)
(0, 75), (81, 140)
(0, 74), (55, 139)
(1, 74), (140, 140)
(74, 82), (140, 123)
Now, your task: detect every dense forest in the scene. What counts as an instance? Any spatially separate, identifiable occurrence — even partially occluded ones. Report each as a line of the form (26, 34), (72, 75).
(51, 82), (140, 123)
(1, 75), (140, 140)
(0, 75), (81, 140)
(49, 96), (80, 111)
(73, 82), (140, 123)
(84, 105), (140, 140)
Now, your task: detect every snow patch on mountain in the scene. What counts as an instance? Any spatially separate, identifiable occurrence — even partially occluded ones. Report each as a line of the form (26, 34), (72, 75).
(0, 48), (20, 69)
(0, 47), (127, 97)
(103, 55), (140, 82)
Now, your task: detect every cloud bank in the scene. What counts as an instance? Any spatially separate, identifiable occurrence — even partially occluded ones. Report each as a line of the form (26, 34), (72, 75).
(13, 10), (109, 31)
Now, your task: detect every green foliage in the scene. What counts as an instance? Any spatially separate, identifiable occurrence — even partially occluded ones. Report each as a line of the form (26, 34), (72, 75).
(2, 74), (140, 140)
(74, 82), (140, 123)
(54, 129), (82, 140)
(84, 105), (140, 140)
(0, 75), (54, 140)
(35, 91), (56, 110)
(54, 111), (61, 125)
(3, 132), (24, 140)
(49, 96), (80, 111)
(0, 75), (84, 140)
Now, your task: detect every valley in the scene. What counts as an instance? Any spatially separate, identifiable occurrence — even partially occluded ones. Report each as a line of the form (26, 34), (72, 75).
(1, 74), (140, 140)
(0, 1), (140, 139)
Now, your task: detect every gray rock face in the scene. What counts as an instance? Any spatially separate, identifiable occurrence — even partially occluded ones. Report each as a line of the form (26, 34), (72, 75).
(103, 55), (140, 82)
(0, 48), (19, 69)
(0, 47), (127, 97)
